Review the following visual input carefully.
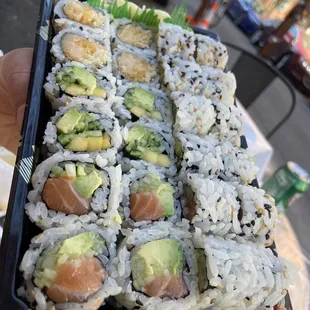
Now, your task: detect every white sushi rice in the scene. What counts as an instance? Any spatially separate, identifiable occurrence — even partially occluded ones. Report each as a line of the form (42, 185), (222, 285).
(171, 91), (216, 136)
(19, 223), (122, 310)
(161, 58), (236, 105)
(192, 232), (297, 310)
(195, 34), (228, 71)
(111, 18), (157, 57)
(112, 45), (160, 88)
(110, 221), (211, 310)
(114, 82), (173, 126)
(234, 184), (278, 246)
(51, 27), (112, 74)
(53, 0), (110, 38)
(158, 23), (196, 62)
(118, 118), (176, 177)
(209, 100), (244, 147)
(25, 152), (122, 231)
(120, 167), (181, 228)
(175, 132), (259, 184)
(44, 61), (117, 110)
(43, 100), (122, 166)
(180, 173), (242, 237)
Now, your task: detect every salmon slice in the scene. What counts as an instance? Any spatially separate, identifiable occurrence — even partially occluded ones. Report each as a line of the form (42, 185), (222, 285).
(181, 185), (196, 222)
(42, 177), (89, 215)
(46, 257), (106, 303)
(130, 192), (165, 221)
(145, 274), (188, 299)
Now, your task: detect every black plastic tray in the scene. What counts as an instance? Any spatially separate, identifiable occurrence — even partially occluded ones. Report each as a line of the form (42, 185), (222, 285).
(0, 0), (292, 309)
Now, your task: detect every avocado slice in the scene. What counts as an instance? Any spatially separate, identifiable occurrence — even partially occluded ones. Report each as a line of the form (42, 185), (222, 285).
(73, 171), (103, 198)
(86, 136), (104, 152)
(131, 239), (185, 293)
(134, 174), (175, 217)
(34, 232), (105, 289)
(125, 126), (170, 167)
(56, 108), (82, 134)
(124, 88), (162, 120)
(56, 66), (100, 97)
(66, 136), (88, 152)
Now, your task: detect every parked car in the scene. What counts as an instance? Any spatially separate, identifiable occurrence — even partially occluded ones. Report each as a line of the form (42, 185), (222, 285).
(226, 0), (262, 34)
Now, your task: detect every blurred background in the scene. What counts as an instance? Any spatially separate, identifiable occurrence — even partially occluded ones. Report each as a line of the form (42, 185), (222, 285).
(1, 0), (310, 307)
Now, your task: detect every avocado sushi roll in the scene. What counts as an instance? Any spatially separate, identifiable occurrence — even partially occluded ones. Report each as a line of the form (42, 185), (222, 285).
(115, 83), (172, 125)
(121, 168), (180, 227)
(51, 28), (111, 73)
(111, 222), (208, 309)
(192, 233), (296, 310)
(53, 0), (110, 37)
(158, 23), (195, 61)
(44, 62), (117, 110)
(44, 102), (121, 165)
(120, 119), (176, 176)
(19, 224), (121, 309)
(112, 46), (159, 87)
(25, 152), (122, 230)
(195, 34), (228, 71)
(111, 18), (156, 57)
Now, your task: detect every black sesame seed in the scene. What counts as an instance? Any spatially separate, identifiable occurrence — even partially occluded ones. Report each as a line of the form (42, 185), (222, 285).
(266, 233), (270, 240)
(217, 197), (221, 203)
(194, 70), (199, 73)
(185, 65), (190, 68)
(136, 300), (143, 306)
(239, 233), (246, 236)
(251, 220), (255, 226)
(161, 48), (165, 54)
(166, 40), (169, 45)
(246, 297), (250, 301)
(246, 223), (251, 227)
(218, 275), (223, 279)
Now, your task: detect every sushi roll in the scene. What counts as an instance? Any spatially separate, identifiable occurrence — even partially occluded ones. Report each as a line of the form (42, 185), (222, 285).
(43, 101), (122, 166)
(235, 184), (278, 246)
(209, 100), (244, 147)
(157, 23), (195, 61)
(114, 83), (172, 125)
(19, 223), (121, 309)
(119, 119), (176, 176)
(111, 221), (210, 309)
(175, 132), (259, 184)
(112, 46), (159, 87)
(194, 34), (228, 71)
(179, 173), (277, 244)
(25, 152), (122, 230)
(192, 233), (296, 310)
(120, 167), (181, 227)
(180, 173), (242, 237)
(53, 0), (110, 38)
(171, 91), (216, 136)
(111, 18), (156, 57)
(51, 28), (111, 73)
(162, 58), (236, 105)
(44, 62), (117, 110)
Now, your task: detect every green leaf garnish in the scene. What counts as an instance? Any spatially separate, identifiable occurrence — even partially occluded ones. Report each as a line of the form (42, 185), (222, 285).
(87, 0), (191, 30)
(164, 3), (192, 31)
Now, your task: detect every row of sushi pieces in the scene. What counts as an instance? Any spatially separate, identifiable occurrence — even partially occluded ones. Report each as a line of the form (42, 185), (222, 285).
(19, 221), (295, 309)
(18, 1), (295, 309)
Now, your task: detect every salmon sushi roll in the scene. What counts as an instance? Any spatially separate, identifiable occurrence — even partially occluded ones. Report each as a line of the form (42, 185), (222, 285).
(53, 0), (110, 38)
(111, 18), (156, 57)
(111, 221), (210, 309)
(121, 168), (181, 227)
(19, 223), (121, 309)
(44, 62), (117, 110)
(115, 83), (173, 126)
(51, 28), (111, 74)
(119, 119), (176, 176)
(25, 152), (122, 230)
(43, 101), (122, 166)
